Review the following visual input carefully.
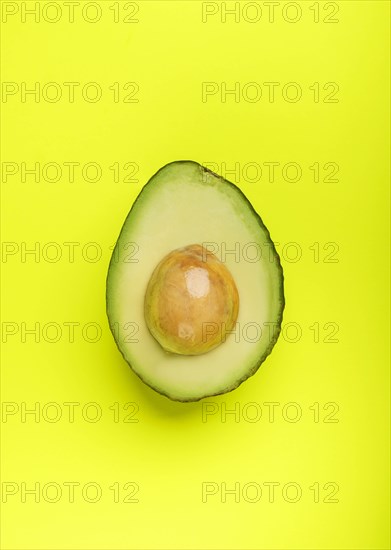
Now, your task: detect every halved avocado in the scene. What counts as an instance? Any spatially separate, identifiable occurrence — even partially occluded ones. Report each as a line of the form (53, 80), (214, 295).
(106, 161), (284, 402)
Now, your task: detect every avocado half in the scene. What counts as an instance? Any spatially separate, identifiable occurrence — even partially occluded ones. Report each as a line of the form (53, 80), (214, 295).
(106, 161), (284, 402)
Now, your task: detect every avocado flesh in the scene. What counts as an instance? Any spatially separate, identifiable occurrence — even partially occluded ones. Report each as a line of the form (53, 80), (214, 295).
(106, 161), (284, 402)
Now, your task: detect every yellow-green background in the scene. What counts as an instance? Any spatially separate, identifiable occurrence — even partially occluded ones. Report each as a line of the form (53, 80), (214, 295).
(1, 1), (389, 549)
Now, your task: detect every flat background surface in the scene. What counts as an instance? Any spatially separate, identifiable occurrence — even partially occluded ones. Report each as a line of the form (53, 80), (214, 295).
(1, 1), (390, 549)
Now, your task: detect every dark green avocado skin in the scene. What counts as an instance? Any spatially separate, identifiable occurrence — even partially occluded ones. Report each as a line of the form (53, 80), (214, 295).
(106, 160), (285, 402)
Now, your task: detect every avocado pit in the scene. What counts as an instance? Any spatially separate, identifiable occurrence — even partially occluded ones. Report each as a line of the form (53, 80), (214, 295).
(144, 244), (239, 355)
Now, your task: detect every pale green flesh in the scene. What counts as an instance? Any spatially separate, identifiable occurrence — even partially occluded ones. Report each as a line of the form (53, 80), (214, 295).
(106, 161), (284, 401)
